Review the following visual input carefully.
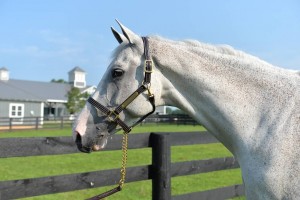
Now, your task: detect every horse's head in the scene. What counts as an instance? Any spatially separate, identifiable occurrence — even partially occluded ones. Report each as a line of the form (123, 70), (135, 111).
(73, 21), (161, 153)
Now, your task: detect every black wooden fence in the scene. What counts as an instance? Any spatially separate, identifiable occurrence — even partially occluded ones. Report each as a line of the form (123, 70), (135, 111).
(0, 132), (244, 199)
(0, 114), (199, 132)
(0, 116), (74, 131)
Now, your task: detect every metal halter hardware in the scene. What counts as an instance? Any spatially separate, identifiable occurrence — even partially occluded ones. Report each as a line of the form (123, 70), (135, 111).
(86, 37), (155, 200)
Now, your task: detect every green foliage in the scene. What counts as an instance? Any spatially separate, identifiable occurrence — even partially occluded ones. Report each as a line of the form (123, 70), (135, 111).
(50, 79), (67, 83)
(165, 107), (186, 115)
(166, 107), (173, 114)
(66, 87), (89, 114)
(171, 108), (186, 115)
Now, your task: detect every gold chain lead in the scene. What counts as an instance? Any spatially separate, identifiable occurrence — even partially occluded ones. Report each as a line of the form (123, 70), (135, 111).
(119, 131), (128, 188)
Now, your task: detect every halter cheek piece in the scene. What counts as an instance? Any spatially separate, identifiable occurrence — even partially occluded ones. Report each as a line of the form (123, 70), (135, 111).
(88, 36), (155, 134)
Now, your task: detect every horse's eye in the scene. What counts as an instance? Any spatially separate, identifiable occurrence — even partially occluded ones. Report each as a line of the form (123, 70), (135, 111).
(112, 69), (124, 78)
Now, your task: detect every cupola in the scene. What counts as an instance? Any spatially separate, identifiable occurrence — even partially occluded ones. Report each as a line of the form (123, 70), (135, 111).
(0, 67), (9, 81)
(68, 66), (86, 88)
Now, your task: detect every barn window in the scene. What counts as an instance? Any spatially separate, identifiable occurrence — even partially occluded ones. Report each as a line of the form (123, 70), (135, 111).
(9, 103), (24, 118)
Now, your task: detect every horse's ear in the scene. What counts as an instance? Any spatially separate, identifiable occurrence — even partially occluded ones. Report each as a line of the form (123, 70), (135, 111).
(111, 27), (126, 44)
(115, 19), (140, 44)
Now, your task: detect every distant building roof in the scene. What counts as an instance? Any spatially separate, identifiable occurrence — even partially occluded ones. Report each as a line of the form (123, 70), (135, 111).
(69, 66), (85, 74)
(0, 66), (95, 103)
(0, 79), (71, 102)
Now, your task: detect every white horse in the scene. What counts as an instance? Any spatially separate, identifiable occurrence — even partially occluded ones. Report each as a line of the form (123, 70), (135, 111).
(73, 21), (300, 199)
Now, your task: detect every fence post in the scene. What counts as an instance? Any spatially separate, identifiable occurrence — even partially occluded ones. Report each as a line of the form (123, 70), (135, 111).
(150, 132), (171, 200)
(60, 117), (64, 129)
(9, 118), (13, 131)
(35, 117), (39, 130)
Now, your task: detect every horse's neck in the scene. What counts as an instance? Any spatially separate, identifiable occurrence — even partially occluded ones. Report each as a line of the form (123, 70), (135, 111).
(150, 37), (297, 155)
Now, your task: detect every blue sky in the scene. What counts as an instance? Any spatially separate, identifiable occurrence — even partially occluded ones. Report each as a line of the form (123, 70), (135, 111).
(1, 0), (299, 86)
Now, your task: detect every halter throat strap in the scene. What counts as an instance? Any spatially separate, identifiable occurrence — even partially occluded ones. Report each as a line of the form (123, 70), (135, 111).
(87, 36), (155, 134)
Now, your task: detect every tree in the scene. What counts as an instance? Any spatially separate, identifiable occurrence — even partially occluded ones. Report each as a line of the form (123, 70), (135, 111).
(171, 108), (186, 115)
(51, 79), (67, 83)
(166, 107), (186, 115)
(166, 107), (173, 114)
(66, 87), (89, 114)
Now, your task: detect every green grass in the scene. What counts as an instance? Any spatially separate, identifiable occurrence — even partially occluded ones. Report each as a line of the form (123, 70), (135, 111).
(22, 169), (243, 200)
(0, 128), (72, 138)
(0, 143), (232, 181)
(0, 124), (245, 199)
(0, 124), (205, 138)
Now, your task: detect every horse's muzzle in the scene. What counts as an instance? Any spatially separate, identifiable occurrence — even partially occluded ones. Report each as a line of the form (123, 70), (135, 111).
(75, 132), (92, 153)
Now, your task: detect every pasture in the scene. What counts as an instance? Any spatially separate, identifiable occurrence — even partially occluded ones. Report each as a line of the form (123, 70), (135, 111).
(0, 125), (244, 199)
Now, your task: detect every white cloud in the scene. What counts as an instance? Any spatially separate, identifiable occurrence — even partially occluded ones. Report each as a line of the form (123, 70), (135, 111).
(38, 29), (74, 46)
(24, 46), (39, 54)
(0, 47), (20, 54)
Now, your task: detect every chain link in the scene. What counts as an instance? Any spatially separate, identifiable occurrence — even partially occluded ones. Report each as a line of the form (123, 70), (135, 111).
(118, 131), (129, 188)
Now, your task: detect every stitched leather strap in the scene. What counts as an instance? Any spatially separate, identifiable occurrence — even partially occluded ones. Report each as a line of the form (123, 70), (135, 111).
(86, 184), (121, 200)
(142, 37), (152, 84)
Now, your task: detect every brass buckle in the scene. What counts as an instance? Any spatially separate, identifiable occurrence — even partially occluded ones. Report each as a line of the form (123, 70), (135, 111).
(145, 83), (153, 97)
(144, 59), (153, 73)
(108, 110), (119, 122)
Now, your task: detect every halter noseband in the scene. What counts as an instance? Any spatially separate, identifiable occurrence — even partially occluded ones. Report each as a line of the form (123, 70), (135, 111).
(87, 37), (155, 134)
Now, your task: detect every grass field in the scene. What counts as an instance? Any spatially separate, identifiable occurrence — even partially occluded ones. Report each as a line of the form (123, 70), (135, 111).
(0, 124), (206, 138)
(0, 124), (245, 199)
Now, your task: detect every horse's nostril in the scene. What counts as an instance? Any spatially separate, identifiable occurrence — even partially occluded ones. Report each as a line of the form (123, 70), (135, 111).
(75, 132), (92, 153)
(75, 132), (83, 147)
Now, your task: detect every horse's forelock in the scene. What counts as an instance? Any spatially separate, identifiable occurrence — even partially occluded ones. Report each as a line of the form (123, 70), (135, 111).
(110, 43), (127, 60)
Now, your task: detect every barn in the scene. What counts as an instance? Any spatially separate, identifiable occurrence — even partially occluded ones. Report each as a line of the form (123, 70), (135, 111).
(0, 67), (96, 126)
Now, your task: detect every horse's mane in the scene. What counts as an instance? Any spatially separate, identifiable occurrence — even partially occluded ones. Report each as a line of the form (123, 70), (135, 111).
(111, 43), (127, 59)
(111, 35), (298, 74)
(150, 36), (293, 73)
(151, 35), (248, 57)
(111, 35), (248, 59)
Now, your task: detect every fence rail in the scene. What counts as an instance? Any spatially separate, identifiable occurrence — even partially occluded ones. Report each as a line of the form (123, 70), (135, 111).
(0, 114), (199, 132)
(0, 116), (73, 131)
(0, 132), (244, 199)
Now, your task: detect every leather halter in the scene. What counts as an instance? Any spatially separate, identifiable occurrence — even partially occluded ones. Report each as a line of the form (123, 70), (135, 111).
(87, 37), (155, 134)
(85, 37), (155, 200)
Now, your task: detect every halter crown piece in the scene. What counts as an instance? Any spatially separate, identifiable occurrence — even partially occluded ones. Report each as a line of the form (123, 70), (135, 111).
(86, 37), (155, 200)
